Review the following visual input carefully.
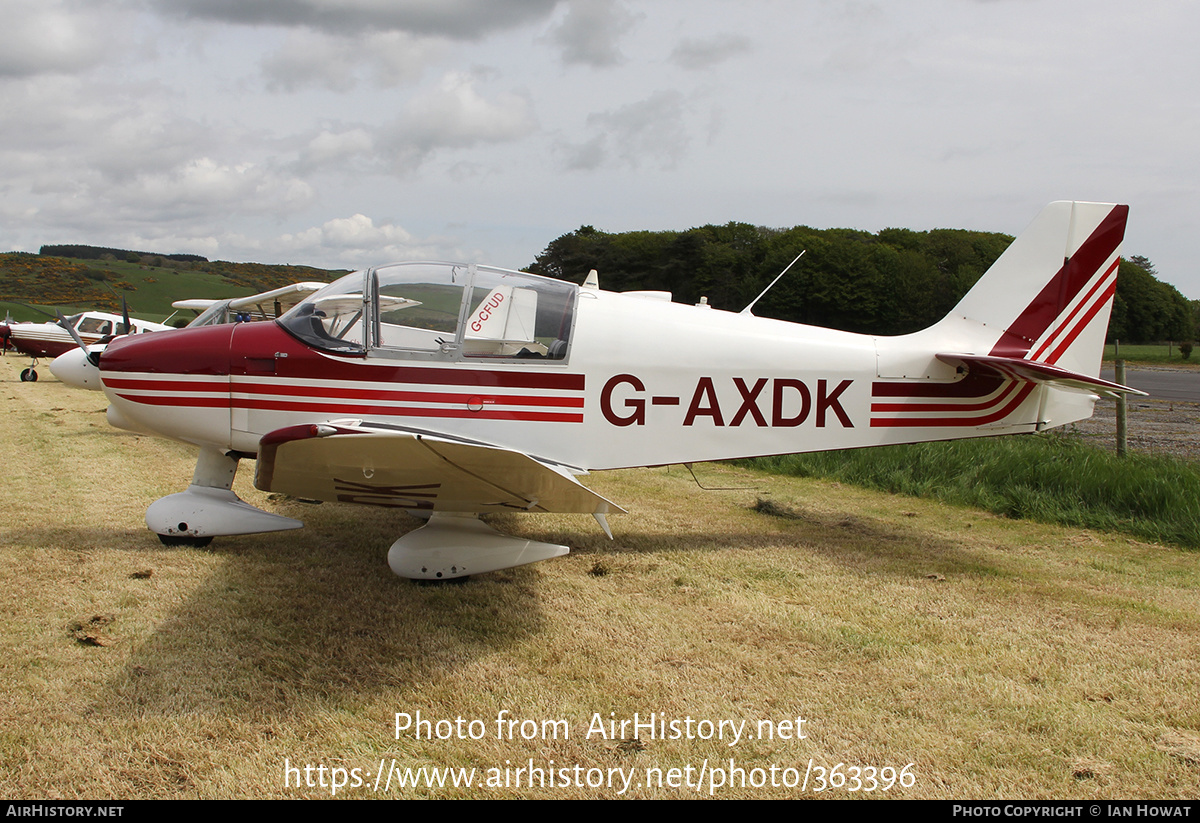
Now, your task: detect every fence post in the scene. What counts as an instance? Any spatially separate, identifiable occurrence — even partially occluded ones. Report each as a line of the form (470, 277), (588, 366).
(1115, 359), (1128, 458)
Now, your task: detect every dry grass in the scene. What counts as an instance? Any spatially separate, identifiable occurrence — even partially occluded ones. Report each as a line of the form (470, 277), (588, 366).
(2, 359), (1199, 798)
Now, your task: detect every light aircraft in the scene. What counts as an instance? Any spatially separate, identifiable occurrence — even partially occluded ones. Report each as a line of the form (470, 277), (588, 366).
(50, 282), (327, 390)
(92, 201), (1141, 580)
(2, 310), (172, 382)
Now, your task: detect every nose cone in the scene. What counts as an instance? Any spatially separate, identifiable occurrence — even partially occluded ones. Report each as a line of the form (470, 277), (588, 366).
(99, 325), (237, 447)
(50, 346), (104, 390)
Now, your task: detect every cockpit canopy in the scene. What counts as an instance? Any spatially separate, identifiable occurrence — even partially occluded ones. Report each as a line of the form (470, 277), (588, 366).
(278, 262), (578, 362)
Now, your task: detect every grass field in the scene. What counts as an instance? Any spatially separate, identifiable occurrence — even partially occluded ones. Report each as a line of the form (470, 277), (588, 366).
(2, 359), (1199, 799)
(742, 435), (1200, 549)
(1105, 343), (1199, 365)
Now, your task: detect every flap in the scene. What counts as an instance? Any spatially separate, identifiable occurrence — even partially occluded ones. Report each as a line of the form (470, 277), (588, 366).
(254, 422), (625, 515)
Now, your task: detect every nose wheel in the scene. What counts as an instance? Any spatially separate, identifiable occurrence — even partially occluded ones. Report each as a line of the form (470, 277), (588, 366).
(19, 367), (37, 382)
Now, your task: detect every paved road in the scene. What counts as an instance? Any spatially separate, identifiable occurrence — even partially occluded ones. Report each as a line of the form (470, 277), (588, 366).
(1101, 366), (1200, 403)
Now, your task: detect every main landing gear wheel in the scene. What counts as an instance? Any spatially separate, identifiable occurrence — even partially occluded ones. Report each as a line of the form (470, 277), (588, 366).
(19, 368), (37, 382)
(157, 533), (214, 548)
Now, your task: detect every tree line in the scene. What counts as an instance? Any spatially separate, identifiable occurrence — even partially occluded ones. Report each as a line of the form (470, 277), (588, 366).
(526, 223), (1193, 344)
(40, 244), (208, 264)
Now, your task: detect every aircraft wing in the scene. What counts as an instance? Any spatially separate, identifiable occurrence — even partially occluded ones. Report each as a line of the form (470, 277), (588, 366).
(228, 282), (328, 312)
(936, 353), (1148, 398)
(254, 422), (625, 515)
(172, 282), (328, 316)
(171, 299), (220, 311)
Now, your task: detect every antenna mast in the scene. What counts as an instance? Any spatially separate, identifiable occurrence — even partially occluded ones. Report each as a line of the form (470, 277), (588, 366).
(740, 250), (805, 315)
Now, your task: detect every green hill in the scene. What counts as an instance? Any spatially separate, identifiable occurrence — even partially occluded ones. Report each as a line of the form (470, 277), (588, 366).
(0, 251), (346, 324)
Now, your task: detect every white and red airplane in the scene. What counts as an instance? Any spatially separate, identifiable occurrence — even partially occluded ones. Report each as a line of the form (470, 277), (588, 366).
(2, 310), (172, 382)
(91, 201), (1141, 579)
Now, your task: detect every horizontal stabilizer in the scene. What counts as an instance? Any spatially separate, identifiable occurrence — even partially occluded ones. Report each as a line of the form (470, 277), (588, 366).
(936, 353), (1146, 398)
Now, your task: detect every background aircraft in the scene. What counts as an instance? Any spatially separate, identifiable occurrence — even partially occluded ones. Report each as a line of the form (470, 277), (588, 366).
(2, 309), (172, 382)
(167, 281), (328, 327)
(92, 201), (1141, 580)
(50, 282), (326, 390)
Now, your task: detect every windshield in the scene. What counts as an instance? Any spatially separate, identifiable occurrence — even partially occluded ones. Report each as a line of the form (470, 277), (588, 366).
(278, 263), (577, 361)
(187, 300), (233, 328)
(277, 270), (368, 354)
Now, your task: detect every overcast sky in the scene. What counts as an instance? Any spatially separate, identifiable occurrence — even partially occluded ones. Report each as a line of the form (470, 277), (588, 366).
(2, 0), (1197, 296)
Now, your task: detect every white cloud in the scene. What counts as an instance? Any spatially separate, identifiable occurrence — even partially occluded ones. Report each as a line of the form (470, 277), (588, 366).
(0, 1), (111, 77)
(669, 34), (752, 70)
(548, 0), (639, 67)
(298, 128), (377, 173)
(119, 158), (316, 218)
(289, 73), (538, 176)
(561, 135), (606, 171)
(323, 213), (412, 247)
(270, 213), (459, 266)
(28, 153), (315, 235)
(261, 29), (448, 92)
(380, 72), (537, 171)
(563, 90), (688, 170)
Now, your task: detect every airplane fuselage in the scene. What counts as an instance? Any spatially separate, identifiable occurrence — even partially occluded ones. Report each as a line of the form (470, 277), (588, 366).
(98, 286), (1060, 474)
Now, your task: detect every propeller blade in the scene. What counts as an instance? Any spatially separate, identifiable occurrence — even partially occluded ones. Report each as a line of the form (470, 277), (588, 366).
(15, 302), (61, 321)
(120, 295), (131, 335)
(55, 309), (88, 351)
(55, 310), (101, 366)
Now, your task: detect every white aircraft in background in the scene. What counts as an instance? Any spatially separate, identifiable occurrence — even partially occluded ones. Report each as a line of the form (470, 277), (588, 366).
(51, 282), (326, 390)
(166, 281), (329, 327)
(2, 310), (171, 382)
(89, 202), (1142, 580)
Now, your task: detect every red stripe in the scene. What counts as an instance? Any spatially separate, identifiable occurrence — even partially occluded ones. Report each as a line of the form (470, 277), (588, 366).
(105, 379), (581, 408)
(293, 363), (587, 391)
(1045, 278), (1117, 365)
(870, 381), (1019, 414)
(871, 373), (1004, 399)
(103, 377), (229, 392)
(231, 381), (584, 408)
(114, 393), (581, 422)
(990, 205), (1127, 358)
(1030, 258), (1119, 361)
(115, 393), (230, 408)
(102, 375), (585, 407)
(871, 383), (1036, 427)
(232, 398), (582, 423)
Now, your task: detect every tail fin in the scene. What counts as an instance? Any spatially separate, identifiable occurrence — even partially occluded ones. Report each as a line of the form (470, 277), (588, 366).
(872, 202), (1139, 434)
(943, 200), (1128, 375)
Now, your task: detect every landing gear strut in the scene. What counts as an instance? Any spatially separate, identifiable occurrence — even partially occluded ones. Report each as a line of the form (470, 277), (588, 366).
(147, 448), (303, 545)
